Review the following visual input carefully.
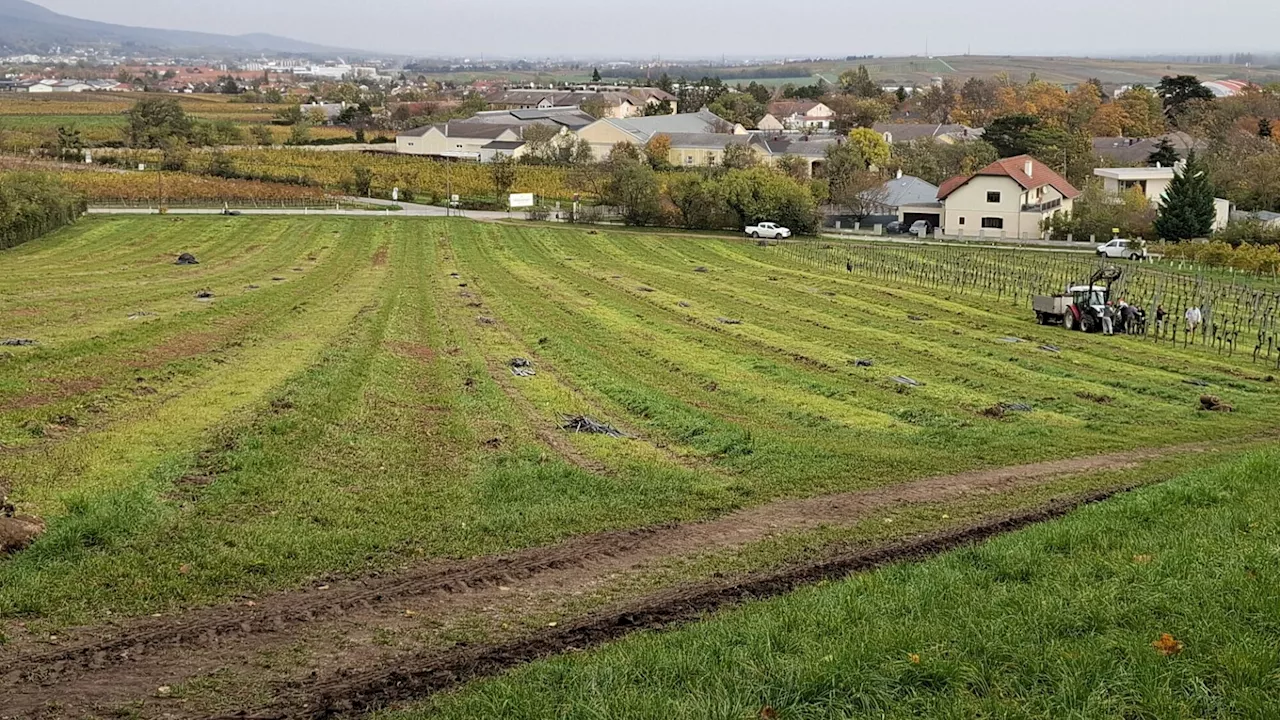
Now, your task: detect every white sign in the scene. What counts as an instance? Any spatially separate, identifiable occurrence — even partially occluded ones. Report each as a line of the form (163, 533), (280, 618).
(508, 193), (535, 208)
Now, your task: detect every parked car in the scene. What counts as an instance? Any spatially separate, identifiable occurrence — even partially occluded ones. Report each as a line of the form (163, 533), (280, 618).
(745, 222), (792, 239)
(885, 220), (904, 234)
(908, 220), (932, 236)
(1097, 238), (1148, 260)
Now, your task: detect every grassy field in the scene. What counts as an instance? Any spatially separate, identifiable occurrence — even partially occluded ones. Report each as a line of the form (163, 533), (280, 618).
(3, 218), (1279, 627)
(395, 448), (1280, 720)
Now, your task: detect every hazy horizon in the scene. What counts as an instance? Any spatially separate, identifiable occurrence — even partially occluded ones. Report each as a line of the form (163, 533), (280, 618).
(30, 0), (1280, 59)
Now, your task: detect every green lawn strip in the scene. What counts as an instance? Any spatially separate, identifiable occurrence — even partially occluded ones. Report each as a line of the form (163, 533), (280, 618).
(389, 446), (1280, 720)
(0, 218), (369, 447)
(487, 227), (1273, 486)
(439, 236), (715, 479)
(0, 231), (393, 622)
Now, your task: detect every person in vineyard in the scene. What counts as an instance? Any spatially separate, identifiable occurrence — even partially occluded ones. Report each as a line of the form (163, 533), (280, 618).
(1186, 305), (1203, 336)
(1155, 305), (1168, 334)
(1102, 302), (1117, 336)
(1121, 301), (1139, 334)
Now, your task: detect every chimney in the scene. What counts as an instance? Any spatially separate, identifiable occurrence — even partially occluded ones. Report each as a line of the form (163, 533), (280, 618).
(1024, 159), (1034, 178)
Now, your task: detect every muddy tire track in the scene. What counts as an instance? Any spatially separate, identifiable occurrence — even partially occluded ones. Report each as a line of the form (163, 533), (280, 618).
(0, 439), (1242, 718)
(239, 486), (1134, 719)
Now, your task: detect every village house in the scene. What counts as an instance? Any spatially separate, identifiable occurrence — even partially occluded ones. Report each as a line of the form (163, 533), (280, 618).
(923, 156), (1081, 239)
(395, 108), (595, 162)
(873, 123), (983, 145)
(763, 101), (835, 131)
(485, 87), (677, 119)
(574, 110), (745, 160)
(1094, 166), (1232, 232)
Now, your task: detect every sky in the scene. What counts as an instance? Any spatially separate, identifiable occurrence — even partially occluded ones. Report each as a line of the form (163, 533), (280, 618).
(33, 0), (1280, 59)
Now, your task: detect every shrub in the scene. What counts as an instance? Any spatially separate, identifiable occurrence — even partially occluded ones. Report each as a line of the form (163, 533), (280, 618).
(0, 172), (87, 249)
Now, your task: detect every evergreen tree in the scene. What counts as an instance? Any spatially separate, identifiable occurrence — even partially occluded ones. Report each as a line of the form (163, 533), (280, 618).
(1154, 151), (1216, 242)
(1260, 118), (1273, 139)
(1147, 137), (1180, 167)
(591, 67), (602, 83)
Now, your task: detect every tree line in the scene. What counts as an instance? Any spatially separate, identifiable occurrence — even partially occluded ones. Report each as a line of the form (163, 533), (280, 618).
(0, 172), (87, 250)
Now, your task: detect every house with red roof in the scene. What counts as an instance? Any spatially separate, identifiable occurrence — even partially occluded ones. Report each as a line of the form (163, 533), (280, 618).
(933, 155), (1080, 239)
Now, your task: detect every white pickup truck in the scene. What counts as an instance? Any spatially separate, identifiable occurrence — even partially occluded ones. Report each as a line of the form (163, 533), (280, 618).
(745, 222), (792, 239)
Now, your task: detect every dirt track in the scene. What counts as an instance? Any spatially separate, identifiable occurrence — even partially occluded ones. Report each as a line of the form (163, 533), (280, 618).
(0, 440), (1229, 719)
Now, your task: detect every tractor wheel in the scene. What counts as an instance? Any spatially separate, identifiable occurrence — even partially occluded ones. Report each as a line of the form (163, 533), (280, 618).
(1062, 312), (1075, 331)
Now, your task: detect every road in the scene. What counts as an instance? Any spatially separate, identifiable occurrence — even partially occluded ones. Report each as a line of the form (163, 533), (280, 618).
(87, 197), (522, 222)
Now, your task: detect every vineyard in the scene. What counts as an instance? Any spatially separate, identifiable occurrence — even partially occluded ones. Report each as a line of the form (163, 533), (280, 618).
(201, 148), (595, 200)
(4, 218), (1280, 718)
(779, 238), (1280, 368)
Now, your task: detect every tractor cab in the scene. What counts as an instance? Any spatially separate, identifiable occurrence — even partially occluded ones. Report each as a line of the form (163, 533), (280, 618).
(1067, 285), (1109, 314)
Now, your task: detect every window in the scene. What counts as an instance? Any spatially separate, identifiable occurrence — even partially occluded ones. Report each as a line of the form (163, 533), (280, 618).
(981, 217), (1004, 229)
(986, 191), (1001, 203)
(685, 156), (694, 165)
(958, 217), (965, 226)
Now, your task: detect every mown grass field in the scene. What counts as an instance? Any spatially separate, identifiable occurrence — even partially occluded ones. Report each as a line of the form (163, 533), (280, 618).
(2, 217), (1279, 628)
(396, 449), (1280, 720)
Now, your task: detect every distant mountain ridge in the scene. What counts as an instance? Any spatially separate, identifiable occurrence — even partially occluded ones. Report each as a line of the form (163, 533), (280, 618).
(0, 0), (359, 55)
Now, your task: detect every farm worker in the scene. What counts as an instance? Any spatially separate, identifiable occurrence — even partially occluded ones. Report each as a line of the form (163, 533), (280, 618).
(1186, 306), (1203, 335)
(1102, 303), (1116, 336)
(1121, 303), (1139, 334)
(1155, 305), (1167, 333)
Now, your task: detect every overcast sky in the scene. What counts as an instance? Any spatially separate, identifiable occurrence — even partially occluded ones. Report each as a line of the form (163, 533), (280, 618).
(34, 0), (1280, 58)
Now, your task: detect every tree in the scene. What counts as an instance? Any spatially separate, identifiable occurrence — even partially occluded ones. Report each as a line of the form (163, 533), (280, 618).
(826, 96), (888, 133)
(822, 142), (884, 219)
(708, 93), (766, 128)
(125, 98), (193, 148)
(206, 150), (236, 178)
(581, 96), (611, 119)
(491, 153), (517, 198)
(54, 125), (83, 161)
(1260, 118), (1273, 139)
(846, 128), (892, 169)
(916, 79), (958, 123)
(1043, 183), (1156, 241)
(288, 121), (312, 145)
(720, 142), (759, 170)
(219, 76), (241, 95)
(644, 133), (672, 170)
(1147, 137), (1181, 167)
(890, 138), (998, 185)
(1157, 75), (1214, 120)
(1154, 151), (1216, 241)
(591, 67), (602, 83)
(1115, 85), (1166, 137)
(895, 86), (908, 104)
(350, 166), (374, 197)
(604, 159), (662, 226)
(250, 124), (274, 146)
(743, 81), (771, 104)
(838, 65), (879, 98)
(274, 105), (305, 126)
(983, 114), (1043, 157)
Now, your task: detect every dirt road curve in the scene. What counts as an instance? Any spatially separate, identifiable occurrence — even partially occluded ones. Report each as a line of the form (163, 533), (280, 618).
(0, 440), (1227, 719)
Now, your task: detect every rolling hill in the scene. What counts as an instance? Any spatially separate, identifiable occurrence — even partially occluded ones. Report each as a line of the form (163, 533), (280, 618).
(0, 0), (358, 55)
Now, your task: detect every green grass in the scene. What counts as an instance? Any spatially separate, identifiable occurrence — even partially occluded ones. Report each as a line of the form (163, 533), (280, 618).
(386, 449), (1280, 720)
(2, 217), (1279, 626)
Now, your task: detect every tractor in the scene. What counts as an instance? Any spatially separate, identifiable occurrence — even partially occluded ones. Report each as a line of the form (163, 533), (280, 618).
(1033, 266), (1123, 333)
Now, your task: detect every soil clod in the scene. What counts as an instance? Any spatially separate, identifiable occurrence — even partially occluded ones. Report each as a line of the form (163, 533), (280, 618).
(717, 318), (742, 325)
(852, 358), (875, 368)
(194, 290), (215, 300)
(1, 497), (44, 555)
(1200, 395), (1234, 412)
(175, 253), (199, 266)
(1, 338), (37, 346)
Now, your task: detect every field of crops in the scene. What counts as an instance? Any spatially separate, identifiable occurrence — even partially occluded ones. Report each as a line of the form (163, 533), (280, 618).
(3, 217), (1279, 717)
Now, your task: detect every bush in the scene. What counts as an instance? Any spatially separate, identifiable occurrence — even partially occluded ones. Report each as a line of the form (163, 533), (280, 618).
(0, 172), (88, 250)
(1213, 218), (1280, 247)
(525, 206), (551, 221)
(1160, 241), (1280, 274)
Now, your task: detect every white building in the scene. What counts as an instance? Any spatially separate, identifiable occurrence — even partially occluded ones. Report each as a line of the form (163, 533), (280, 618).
(1094, 166), (1231, 232)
